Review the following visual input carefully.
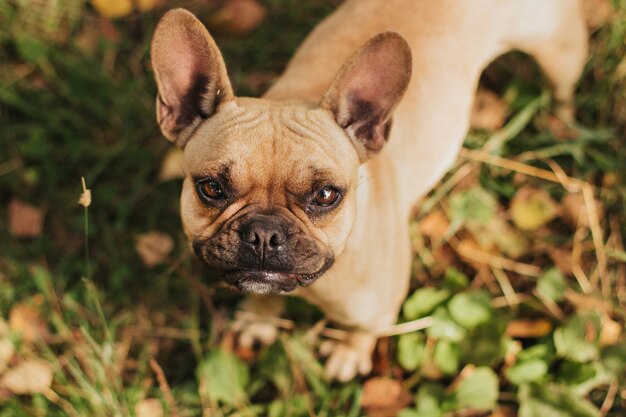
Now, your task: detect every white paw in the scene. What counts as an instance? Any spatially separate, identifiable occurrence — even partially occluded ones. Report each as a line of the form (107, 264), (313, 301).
(232, 320), (278, 348)
(321, 333), (377, 382)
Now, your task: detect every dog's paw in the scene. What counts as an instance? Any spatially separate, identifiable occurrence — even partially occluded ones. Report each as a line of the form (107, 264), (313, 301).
(232, 319), (279, 348)
(321, 332), (377, 382)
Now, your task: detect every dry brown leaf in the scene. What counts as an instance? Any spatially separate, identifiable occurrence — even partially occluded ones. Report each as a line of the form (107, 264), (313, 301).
(9, 303), (48, 344)
(135, 398), (164, 417)
(548, 248), (574, 276)
(159, 148), (185, 181)
(470, 88), (507, 131)
(8, 199), (44, 238)
(506, 319), (553, 338)
(209, 0), (267, 35)
(135, 231), (174, 267)
(1, 359), (53, 395)
(418, 210), (450, 240)
(600, 315), (622, 346)
(360, 377), (411, 417)
(581, 0), (613, 30)
(510, 186), (558, 231)
(489, 407), (517, 417)
(561, 193), (603, 229)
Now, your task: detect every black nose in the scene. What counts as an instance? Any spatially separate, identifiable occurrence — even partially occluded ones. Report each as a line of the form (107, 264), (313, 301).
(240, 215), (287, 258)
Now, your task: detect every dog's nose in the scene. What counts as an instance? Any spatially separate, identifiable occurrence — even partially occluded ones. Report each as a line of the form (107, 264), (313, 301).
(240, 216), (287, 257)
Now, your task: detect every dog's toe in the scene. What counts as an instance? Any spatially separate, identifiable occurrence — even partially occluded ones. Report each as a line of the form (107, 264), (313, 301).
(234, 321), (278, 348)
(322, 332), (376, 381)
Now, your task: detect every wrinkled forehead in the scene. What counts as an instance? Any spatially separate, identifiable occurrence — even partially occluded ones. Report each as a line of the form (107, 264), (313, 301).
(183, 99), (359, 191)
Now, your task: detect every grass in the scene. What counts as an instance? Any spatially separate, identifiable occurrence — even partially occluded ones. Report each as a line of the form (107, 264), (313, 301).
(0, 0), (625, 416)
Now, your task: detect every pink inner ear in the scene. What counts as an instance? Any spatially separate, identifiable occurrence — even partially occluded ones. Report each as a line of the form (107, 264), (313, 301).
(343, 41), (409, 111)
(158, 35), (202, 112)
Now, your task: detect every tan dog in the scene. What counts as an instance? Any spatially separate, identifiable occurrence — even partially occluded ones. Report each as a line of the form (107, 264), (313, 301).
(151, 0), (587, 381)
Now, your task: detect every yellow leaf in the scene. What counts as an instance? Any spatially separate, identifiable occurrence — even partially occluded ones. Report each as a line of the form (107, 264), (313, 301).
(510, 186), (557, 231)
(91, 0), (133, 18)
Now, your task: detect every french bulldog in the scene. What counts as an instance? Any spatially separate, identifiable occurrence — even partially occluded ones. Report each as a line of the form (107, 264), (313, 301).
(151, 0), (587, 381)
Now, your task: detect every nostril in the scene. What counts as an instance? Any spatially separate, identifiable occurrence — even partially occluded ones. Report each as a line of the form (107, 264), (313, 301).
(243, 230), (260, 245)
(268, 233), (284, 249)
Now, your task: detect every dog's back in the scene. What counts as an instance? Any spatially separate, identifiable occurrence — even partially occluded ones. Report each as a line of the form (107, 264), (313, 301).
(267, 0), (587, 210)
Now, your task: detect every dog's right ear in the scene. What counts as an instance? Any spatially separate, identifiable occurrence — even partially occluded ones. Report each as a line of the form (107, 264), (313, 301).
(151, 9), (235, 147)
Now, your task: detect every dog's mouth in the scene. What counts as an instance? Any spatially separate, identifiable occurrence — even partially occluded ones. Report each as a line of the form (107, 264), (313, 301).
(223, 259), (334, 294)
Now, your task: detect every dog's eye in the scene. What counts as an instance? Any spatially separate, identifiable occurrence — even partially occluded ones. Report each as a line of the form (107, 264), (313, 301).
(197, 179), (225, 201)
(312, 186), (340, 207)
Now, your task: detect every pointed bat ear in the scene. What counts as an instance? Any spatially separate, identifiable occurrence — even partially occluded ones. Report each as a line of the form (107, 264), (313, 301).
(321, 32), (412, 160)
(151, 8), (235, 147)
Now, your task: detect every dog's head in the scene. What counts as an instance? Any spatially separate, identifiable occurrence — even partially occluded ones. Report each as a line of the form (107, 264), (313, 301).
(151, 9), (411, 294)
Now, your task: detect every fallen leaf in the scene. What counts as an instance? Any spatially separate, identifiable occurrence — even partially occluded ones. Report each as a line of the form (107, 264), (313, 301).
(471, 88), (507, 131)
(9, 303), (48, 344)
(135, 231), (174, 267)
(209, 0), (267, 35)
(136, 0), (165, 12)
(548, 248), (573, 276)
(360, 377), (411, 417)
(1, 359), (53, 395)
(599, 315), (622, 346)
(561, 193), (603, 229)
(489, 406), (517, 417)
(8, 199), (44, 238)
(506, 319), (553, 338)
(510, 186), (558, 231)
(418, 210), (450, 240)
(468, 214), (529, 258)
(159, 148), (185, 181)
(581, 0), (613, 30)
(135, 398), (163, 417)
(91, 0), (133, 18)
(75, 17), (120, 53)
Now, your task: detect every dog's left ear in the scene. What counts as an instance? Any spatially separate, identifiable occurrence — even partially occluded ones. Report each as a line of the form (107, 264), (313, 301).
(151, 8), (235, 147)
(321, 32), (412, 160)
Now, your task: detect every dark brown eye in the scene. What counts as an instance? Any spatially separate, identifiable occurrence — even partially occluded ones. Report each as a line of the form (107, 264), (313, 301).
(313, 186), (340, 207)
(197, 179), (225, 201)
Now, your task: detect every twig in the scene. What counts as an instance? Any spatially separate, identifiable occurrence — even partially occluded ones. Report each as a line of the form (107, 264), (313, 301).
(378, 317), (434, 337)
(458, 148), (609, 297)
(451, 238), (541, 276)
(491, 267), (520, 309)
(582, 183), (609, 299)
(150, 359), (180, 417)
(234, 311), (433, 340)
(599, 380), (618, 416)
